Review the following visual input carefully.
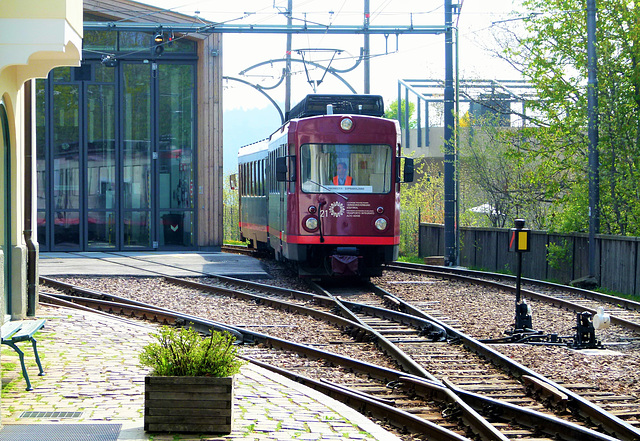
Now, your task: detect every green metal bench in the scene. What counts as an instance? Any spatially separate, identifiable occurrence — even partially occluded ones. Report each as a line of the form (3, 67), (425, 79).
(1, 319), (46, 390)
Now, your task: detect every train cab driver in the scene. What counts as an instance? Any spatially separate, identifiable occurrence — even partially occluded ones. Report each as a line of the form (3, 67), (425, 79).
(333, 162), (353, 186)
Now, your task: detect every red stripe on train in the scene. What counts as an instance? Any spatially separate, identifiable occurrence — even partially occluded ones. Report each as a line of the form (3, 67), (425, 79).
(284, 235), (399, 245)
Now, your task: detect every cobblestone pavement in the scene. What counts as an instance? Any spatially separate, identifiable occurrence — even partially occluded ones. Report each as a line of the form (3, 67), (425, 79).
(0, 305), (399, 440)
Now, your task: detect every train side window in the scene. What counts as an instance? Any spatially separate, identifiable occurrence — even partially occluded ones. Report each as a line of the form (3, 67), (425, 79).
(251, 162), (256, 196)
(260, 159), (265, 195)
(243, 164), (247, 196)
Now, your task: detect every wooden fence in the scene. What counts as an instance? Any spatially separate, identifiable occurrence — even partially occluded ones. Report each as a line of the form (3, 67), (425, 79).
(419, 223), (640, 297)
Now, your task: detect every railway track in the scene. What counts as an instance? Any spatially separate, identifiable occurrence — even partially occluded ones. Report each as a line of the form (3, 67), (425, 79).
(386, 262), (640, 334)
(40, 274), (638, 440)
(37, 278), (475, 440)
(309, 280), (640, 441)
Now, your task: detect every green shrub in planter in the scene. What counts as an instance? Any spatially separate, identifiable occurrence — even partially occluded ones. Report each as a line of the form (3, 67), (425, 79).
(140, 326), (245, 433)
(139, 326), (244, 377)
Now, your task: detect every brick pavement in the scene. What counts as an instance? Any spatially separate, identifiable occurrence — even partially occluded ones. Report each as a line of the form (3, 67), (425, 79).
(0, 305), (400, 441)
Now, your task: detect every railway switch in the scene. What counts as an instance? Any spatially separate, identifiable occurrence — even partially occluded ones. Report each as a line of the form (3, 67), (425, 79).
(515, 299), (533, 330)
(572, 311), (601, 349)
(593, 306), (611, 330)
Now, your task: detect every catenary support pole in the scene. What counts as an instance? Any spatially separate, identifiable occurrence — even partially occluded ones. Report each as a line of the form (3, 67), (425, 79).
(364, 0), (370, 94)
(285, 0), (293, 116)
(443, 0), (457, 266)
(587, 0), (599, 282)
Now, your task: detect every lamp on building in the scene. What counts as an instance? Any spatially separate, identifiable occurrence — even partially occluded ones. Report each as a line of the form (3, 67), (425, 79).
(101, 54), (118, 67)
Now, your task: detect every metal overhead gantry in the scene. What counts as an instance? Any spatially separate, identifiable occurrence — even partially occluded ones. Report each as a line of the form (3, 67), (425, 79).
(83, 22), (448, 35)
(84, 2), (460, 265)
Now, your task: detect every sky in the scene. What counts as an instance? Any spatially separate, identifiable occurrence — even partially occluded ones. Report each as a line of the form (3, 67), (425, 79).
(140, 0), (526, 172)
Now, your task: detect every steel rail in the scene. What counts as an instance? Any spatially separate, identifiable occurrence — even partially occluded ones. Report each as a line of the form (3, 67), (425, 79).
(42, 275), (432, 377)
(404, 377), (620, 441)
(386, 263), (640, 333)
(241, 357), (473, 441)
(167, 276), (432, 379)
(39, 291), (244, 342)
(389, 261), (640, 312)
(370, 282), (640, 441)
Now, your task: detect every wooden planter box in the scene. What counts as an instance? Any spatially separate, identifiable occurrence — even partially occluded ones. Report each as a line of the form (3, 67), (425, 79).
(144, 376), (234, 433)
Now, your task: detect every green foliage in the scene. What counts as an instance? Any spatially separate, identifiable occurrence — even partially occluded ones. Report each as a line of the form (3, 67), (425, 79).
(546, 240), (572, 271)
(502, 0), (640, 235)
(223, 173), (242, 243)
(385, 99), (417, 129)
(139, 326), (245, 377)
(399, 160), (444, 257)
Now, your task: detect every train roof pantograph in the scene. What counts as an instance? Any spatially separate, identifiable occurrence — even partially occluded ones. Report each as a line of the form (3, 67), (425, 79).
(287, 94), (385, 120)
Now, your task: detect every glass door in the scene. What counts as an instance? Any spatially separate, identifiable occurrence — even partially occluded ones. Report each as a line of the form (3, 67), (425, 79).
(157, 64), (195, 248)
(86, 64), (117, 249)
(52, 69), (81, 250)
(122, 63), (152, 248)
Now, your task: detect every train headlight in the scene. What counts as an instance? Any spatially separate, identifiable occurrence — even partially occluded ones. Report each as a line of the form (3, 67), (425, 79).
(340, 117), (354, 132)
(304, 217), (319, 231)
(374, 218), (388, 231)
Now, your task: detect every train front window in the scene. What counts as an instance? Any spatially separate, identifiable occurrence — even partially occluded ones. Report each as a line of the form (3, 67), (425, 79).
(300, 144), (392, 194)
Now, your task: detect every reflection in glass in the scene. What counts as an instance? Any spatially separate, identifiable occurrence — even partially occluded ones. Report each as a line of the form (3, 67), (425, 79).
(159, 211), (193, 247)
(88, 212), (115, 248)
(37, 212), (46, 248)
(95, 64), (115, 83)
(119, 32), (152, 52)
(53, 84), (80, 248)
(300, 144), (392, 194)
(87, 83), (116, 249)
(87, 84), (116, 210)
(53, 211), (80, 248)
(158, 64), (194, 210)
(123, 64), (151, 248)
(83, 30), (117, 52)
(124, 211), (150, 247)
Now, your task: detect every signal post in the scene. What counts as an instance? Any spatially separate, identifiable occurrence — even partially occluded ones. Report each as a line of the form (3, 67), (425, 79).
(509, 219), (531, 331)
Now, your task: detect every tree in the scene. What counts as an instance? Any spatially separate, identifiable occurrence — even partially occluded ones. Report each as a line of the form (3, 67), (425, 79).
(458, 115), (559, 229)
(399, 160), (444, 257)
(385, 99), (417, 129)
(503, 0), (640, 235)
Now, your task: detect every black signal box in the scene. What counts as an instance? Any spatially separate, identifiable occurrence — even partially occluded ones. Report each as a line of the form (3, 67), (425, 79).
(509, 219), (530, 253)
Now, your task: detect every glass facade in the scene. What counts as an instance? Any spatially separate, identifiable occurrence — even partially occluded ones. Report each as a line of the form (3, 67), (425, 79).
(1, 103), (11, 314)
(36, 30), (198, 251)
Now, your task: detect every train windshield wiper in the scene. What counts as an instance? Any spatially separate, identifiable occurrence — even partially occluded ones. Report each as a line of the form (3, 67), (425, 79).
(309, 180), (348, 200)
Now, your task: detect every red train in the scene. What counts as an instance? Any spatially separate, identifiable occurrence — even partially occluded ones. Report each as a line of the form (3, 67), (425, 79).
(238, 94), (413, 277)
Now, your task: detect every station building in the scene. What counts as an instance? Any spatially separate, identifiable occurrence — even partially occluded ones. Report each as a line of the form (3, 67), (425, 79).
(36, 0), (224, 253)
